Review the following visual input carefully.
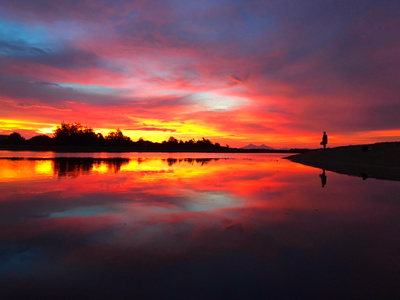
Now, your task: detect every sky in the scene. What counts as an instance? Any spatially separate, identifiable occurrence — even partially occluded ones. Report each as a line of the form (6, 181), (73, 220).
(0, 0), (399, 148)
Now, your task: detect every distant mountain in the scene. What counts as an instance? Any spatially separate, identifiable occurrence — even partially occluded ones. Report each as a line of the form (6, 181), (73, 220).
(242, 143), (275, 150)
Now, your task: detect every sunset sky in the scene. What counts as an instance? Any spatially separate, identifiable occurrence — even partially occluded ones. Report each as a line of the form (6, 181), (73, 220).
(0, 0), (399, 148)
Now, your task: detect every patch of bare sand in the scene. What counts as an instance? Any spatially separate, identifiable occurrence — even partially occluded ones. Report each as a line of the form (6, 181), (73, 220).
(285, 142), (400, 181)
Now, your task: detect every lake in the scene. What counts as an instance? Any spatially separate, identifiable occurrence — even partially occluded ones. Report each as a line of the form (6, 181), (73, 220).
(0, 151), (399, 299)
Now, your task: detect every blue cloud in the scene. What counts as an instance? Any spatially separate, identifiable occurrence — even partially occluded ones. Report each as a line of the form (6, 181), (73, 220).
(0, 20), (51, 57)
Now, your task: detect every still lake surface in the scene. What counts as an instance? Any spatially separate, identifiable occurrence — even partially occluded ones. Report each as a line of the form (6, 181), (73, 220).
(0, 151), (399, 299)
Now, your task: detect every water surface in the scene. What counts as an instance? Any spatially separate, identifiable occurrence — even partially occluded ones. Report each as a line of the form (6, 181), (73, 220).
(0, 152), (399, 299)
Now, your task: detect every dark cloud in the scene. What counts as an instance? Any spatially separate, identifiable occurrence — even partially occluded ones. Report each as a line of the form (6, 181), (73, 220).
(0, 74), (129, 106)
(228, 74), (249, 85)
(360, 103), (400, 131)
(0, 42), (102, 70)
(0, 41), (48, 56)
(33, 48), (101, 70)
(0, 0), (128, 22)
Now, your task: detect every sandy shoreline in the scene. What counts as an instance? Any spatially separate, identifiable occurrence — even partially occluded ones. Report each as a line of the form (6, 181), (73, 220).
(285, 142), (400, 181)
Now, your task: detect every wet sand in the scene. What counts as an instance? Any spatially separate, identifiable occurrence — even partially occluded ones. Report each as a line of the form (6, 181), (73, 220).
(285, 142), (400, 181)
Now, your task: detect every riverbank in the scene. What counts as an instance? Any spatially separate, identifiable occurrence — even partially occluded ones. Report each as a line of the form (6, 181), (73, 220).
(285, 142), (400, 181)
(0, 145), (306, 154)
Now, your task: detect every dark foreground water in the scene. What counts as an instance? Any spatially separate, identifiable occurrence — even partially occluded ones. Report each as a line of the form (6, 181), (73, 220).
(0, 152), (399, 299)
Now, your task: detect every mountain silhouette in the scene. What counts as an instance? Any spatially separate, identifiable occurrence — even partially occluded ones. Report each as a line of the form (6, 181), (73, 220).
(242, 143), (275, 150)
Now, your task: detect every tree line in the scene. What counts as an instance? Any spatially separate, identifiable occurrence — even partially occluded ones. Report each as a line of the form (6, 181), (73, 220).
(0, 122), (228, 151)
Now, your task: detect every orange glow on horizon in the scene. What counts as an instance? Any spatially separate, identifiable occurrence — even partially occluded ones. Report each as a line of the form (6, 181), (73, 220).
(1, 113), (399, 148)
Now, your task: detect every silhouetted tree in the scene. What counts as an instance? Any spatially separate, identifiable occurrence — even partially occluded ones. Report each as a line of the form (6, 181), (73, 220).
(183, 139), (193, 146)
(167, 136), (178, 144)
(1, 121), (232, 152)
(97, 132), (104, 141)
(106, 129), (132, 146)
(53, 122), (99, 146)
(8, 132), (25, 145)
(27, 135), (53, 146)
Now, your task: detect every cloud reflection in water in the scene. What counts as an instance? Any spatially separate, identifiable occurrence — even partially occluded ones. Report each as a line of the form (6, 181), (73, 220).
(0, 154), (399, 299)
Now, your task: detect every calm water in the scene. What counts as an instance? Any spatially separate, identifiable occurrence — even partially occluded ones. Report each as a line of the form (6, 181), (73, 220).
(0, 151), (399, 299)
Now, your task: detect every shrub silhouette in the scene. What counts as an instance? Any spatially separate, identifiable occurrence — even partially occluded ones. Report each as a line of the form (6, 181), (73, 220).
(1, 122), (237, 152)
(53, 122), (99, 146)
(7, 132), (25, 145)
(27, 135), (53, 146)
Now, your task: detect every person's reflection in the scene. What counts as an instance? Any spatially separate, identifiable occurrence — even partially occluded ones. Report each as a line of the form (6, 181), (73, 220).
(319, 169), (327, 187)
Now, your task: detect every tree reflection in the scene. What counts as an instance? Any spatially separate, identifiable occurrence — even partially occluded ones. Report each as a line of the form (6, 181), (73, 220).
(52, 157), (221, 177)
(162, 158), (221, 166)
(53, 158), (130, 177)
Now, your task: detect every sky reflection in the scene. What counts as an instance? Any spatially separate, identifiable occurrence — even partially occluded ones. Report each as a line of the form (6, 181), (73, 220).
(0, 154), (399, 299)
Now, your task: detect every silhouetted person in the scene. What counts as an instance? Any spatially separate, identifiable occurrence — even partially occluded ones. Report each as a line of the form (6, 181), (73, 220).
(321, 131), (328, 149)
(320, 169), (327, 187)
